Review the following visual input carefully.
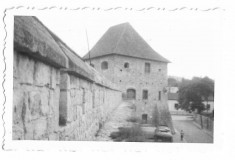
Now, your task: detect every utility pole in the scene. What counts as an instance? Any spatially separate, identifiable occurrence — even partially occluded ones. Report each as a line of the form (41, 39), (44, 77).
(85, 29), (91, 65)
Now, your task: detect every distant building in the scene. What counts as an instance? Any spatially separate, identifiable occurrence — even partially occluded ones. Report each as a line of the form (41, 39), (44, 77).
(202, 95), (214, 113)
(167, 86), (179, 93)
(168, 87), (214, 114)
(168, 93), (179, 112)
(167, 92), (187, 115)
(83, 22), (172, 125)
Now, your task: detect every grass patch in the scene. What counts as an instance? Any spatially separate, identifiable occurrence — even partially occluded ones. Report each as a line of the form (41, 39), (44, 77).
(110, 125), (144, 142)
(127, 116), (139, 123)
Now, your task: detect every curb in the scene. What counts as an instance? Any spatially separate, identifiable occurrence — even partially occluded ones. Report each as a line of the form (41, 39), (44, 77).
(192, 122), (213, 138)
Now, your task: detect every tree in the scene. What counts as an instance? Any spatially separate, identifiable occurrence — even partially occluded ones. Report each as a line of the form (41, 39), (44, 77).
(168, 77), (180, 87)
(178, 77), (214, 114)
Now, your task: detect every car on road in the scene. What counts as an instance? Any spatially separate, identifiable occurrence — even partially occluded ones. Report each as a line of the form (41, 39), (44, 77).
(154, 125), (173, 142)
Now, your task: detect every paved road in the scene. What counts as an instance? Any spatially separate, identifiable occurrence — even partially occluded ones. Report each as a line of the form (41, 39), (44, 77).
(172, 115), (213, 143)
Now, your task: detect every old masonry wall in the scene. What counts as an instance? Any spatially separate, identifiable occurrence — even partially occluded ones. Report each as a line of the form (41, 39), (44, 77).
(13, 16), (122, 140)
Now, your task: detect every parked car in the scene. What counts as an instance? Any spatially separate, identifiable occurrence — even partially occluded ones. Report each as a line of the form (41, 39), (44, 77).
(154, 125), (173, 142)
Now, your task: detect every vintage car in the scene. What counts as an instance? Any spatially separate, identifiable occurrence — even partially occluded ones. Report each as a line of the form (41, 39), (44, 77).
(154, 125), (173, 142)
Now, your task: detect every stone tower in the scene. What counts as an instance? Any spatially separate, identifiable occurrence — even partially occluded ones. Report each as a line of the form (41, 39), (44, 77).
(83, 22), (173, 127)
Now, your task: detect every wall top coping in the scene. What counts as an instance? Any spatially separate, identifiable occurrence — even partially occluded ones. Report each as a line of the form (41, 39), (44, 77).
(14, 16), (121, 92)
(14, 16), (68, 68)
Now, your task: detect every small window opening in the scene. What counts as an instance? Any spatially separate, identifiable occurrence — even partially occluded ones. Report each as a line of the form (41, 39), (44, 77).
(142, 114), (148, 123)
(143, 90), (148, 100)
(175, 103), (179, 110)
(158, 91), (161, 101)
(92, 89), (95, 108)
(145, 62), (151, 73)
(127, 88), (136, 100)
(82, 88), (85, 114)
(124, 62), (129, 68)
(101, 61), (108, 70)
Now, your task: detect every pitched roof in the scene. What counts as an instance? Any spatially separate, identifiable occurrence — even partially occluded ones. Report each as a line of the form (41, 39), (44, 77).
(83, 22), (170, 63)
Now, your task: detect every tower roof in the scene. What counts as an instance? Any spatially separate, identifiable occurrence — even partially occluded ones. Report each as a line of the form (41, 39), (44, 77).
(83, 22), (170, 63)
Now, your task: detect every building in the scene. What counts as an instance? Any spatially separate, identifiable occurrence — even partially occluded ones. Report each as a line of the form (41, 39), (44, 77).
(167, 86), (179, 93)
(168, 87), (214, 114)
(167, 85), (186, 115)
(202, 95), (214, 113)
(168, 93), (179, 113)
(83, 22), (172, 126)
(168, 92), (189, 115)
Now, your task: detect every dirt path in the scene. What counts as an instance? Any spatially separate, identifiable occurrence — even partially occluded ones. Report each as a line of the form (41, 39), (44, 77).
(95, 102), (135, 141)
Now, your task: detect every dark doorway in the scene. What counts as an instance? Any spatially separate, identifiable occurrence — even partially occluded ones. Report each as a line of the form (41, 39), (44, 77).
(126, 88), (136, 99)
(142, 114), (148, 123)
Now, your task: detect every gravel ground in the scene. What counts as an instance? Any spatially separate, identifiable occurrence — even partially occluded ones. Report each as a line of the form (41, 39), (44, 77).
(95, 102), (135, 141)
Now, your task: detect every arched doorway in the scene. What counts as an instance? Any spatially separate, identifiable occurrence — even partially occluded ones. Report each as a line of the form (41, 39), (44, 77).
(126, 88), (136, 100)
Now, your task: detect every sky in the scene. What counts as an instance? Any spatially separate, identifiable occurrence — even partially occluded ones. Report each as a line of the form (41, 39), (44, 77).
(37, 10), (223, 79)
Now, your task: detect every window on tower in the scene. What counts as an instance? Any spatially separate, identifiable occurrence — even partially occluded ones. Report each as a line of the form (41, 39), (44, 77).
(124, 62), (129, 68)
(145, 62), (151, 73)
(101, 61), (108, 70)
(143, 90), (148, 100)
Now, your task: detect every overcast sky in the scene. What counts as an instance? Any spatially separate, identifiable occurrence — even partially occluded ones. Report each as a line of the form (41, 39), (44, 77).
(37, 10), (223, 79)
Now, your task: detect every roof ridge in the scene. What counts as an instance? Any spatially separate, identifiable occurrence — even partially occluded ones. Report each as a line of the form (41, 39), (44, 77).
(113, 23), (128, 53)
(83, 22), (170, 63)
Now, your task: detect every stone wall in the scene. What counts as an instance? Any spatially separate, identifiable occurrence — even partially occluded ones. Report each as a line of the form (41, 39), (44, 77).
(13, 51), (61, 140)
(88, 54), (174, 131)
(58, 71), (121, 141)
(13, 16), (122, 140)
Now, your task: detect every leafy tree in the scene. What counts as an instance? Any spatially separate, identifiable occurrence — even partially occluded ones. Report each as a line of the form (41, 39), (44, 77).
(168, 77), (180, 87)
(178, 77), (214, 114)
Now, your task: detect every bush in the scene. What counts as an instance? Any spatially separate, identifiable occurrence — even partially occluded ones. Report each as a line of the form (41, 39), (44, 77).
(127, 116), (139, 123)
(110, 125), (144, 142)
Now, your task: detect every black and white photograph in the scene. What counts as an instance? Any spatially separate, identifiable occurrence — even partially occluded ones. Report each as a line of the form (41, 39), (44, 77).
(1, 0), (235, 158)
(12, 10), (217, 143)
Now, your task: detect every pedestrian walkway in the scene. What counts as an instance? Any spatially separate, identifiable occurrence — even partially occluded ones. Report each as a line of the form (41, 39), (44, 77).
(95, 101), (134, 141)
(193, 122), (214, 138)
(172, 115), (213, 143)
(173, 129), (187, 143)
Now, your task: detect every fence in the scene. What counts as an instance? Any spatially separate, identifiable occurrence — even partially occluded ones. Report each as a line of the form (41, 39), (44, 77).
(194, 114), (214, 132)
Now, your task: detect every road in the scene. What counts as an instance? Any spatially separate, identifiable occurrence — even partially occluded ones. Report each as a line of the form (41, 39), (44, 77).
(95, 102), (213, 143)
(172, 115), (213, 143)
